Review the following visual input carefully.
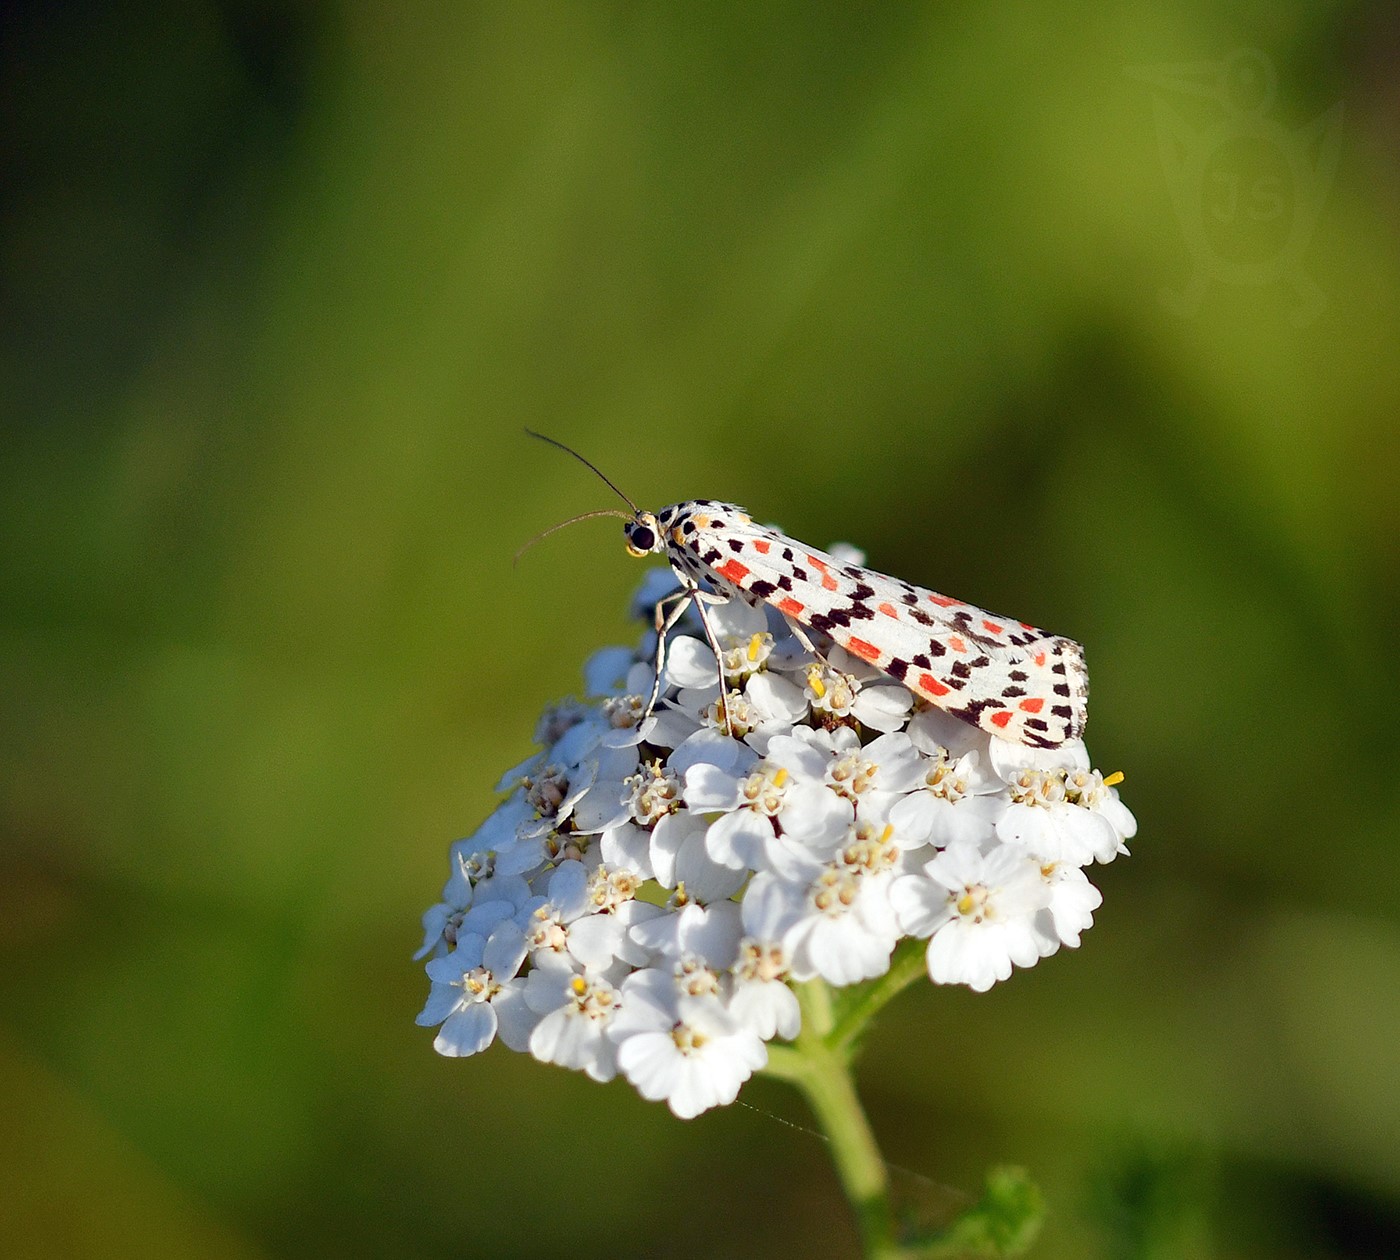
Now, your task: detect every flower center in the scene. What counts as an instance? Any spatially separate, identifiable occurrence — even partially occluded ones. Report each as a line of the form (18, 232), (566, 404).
(671, 1023), (709, 1053)
(525, 764), (570, 816)
(954, 883), (992, 922)
(1009, 768), (1066, 807)
(526, 906), (569, 955)
(829, 751), (878, 800)
(840, 822), (898, 874)
(736, 939), (787, 983)
(625, 759), (682, 826)
(706, 689), (755, 736)
(568, 975), (617, 1020)
(740, 764), (789, 815)
(675, 956), (720, 998)
(719, 631), (774, 681)
(456, 966), (497, 1004)
(811, 867), (862, 914)
(921, 750), (969, 802)
(603, 694), (646, 729)
(806, 663), (858, 716)
(587, 865), (640, 912)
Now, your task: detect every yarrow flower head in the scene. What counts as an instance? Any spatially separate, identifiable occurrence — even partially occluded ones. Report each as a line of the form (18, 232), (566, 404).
(418, 559), (1135, 1118)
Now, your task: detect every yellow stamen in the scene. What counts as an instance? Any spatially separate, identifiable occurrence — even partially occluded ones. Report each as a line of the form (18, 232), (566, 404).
(956, 893), (975, 915)
(1103, 771), (1125, 787)
(747, 633), (763, 663)
(807, 667), (827, 699)
(771, 767), (788, 789)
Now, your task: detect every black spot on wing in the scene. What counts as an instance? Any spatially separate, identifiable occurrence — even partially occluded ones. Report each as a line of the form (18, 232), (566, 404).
(957, 698), (1005, 724)
(885, 658), (910, 681)
(909, 608), (935, 627)
(776, 575), (793, 591)
(750, 579), (777, 599)
(727, 538), (744, 553)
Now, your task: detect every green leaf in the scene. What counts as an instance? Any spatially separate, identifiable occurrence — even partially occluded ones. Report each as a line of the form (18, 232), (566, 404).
(908, 1166), (1044, 1258)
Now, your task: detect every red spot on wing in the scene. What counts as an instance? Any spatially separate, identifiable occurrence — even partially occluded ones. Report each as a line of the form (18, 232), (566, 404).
(847, 637), (881, 663)
(778, 597), (805, 617)
(1033, 652), (1046, 667)
(949, 635), (967, 654)
(917, 673), (949, 697)
(806, 554), (839, 591)
(982, 620), (1004, 634)
(877, 602), (899, 619)
(717, 558), (750, 584)
(1019, 698), (1044, 713)
(753, 539), (771, 554)
(927, 594), (961, 607)
(989, 710), (1013, 730)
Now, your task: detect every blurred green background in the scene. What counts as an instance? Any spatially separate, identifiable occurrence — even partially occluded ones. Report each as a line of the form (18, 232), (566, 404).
(3, 3), (1398, 1257)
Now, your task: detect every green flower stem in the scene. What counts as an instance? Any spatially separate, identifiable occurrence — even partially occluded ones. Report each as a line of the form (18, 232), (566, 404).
(762, 968), (1045, 1259)
(763, 980), (903, 1260)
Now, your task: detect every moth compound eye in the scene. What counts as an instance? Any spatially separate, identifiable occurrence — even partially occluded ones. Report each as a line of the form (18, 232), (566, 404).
(625, 517), (658, 557)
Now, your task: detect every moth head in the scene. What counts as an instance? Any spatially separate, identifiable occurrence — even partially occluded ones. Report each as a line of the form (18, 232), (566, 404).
(624, 511), (663, 557)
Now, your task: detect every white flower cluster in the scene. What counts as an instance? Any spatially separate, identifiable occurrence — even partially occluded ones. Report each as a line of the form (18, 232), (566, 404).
(417, 565), (1135, 1118)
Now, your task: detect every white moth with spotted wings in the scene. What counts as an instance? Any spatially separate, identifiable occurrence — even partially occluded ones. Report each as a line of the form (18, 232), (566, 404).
(524, 432), (1089, 749)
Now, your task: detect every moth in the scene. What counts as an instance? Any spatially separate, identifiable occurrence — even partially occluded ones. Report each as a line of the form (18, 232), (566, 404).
(524, 432), (1088, 748)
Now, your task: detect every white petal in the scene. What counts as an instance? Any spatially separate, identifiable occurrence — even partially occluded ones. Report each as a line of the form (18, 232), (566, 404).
(491, 983), (540, 1052)
(433, 1003), (498, 1057)
(674, 830), (748, 903)
(665, 636), (720, 689)
(482, 921), (528, 978)
(745, 672), (808, 723)
(682, 762), (742, 811)
(889, 872), (953, 938)
(705, 810), (774, 870)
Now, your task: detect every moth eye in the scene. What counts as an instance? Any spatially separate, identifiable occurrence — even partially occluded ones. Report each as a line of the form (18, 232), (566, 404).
(625, 523), (656, 556)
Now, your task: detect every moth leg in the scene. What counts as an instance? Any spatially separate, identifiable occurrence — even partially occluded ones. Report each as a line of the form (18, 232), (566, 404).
(689, 589), (738, 737)
(646, 584), (700, 719)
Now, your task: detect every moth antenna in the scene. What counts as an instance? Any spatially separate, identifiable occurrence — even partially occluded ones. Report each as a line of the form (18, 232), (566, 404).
(513, 509), (634, 567)
(524, 428), (640, 514)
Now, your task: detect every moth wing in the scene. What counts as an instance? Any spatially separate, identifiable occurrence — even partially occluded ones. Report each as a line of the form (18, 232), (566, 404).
(677, 515), (1087, 748)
